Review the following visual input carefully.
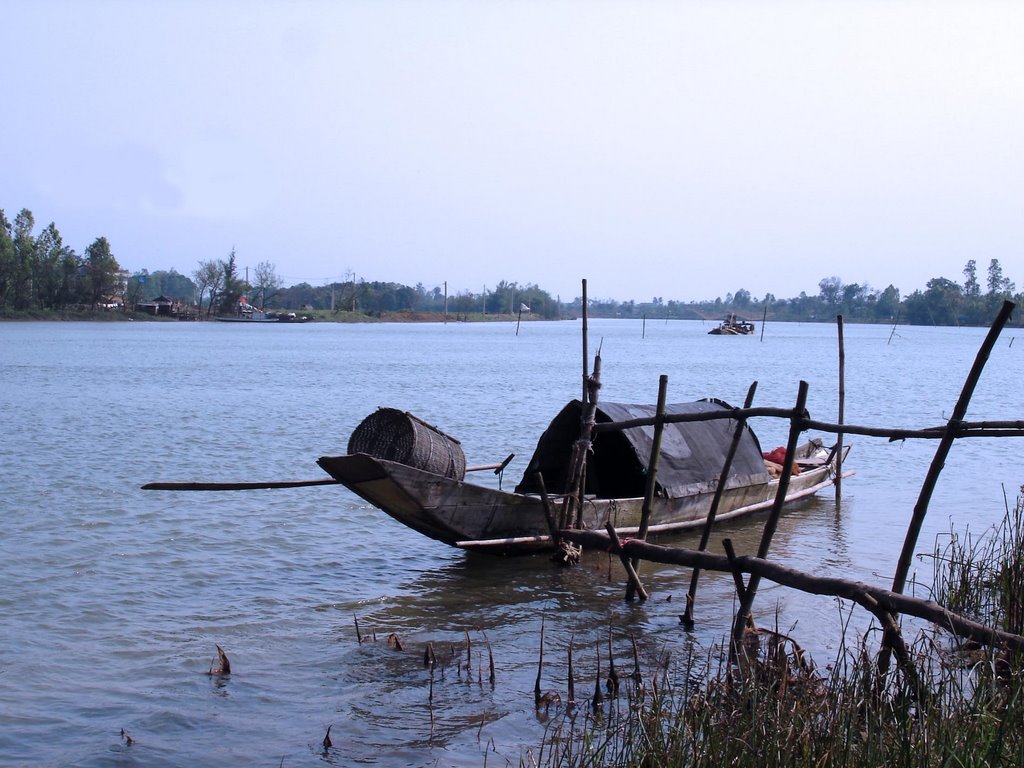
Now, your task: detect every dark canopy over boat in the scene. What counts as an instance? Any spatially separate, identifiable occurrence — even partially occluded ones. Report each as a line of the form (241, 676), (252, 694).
(514, 399), (769, 499)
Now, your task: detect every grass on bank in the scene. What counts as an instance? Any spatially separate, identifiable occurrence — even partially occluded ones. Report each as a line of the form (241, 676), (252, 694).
(0, 308), (547, 323)
(526, 488), (1024, 768)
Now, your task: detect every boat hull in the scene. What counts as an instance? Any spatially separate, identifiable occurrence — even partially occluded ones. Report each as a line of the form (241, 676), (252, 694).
(317, 444), (849, 555)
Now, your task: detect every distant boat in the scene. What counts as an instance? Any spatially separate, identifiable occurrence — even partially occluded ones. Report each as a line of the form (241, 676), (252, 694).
(215, 311), (279, 323)
(708, 313), (755, 335)
(215, 310), (312, 323)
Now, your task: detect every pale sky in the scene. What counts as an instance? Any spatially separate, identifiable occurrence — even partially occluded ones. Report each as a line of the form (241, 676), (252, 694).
(3, 1), (1022, 303)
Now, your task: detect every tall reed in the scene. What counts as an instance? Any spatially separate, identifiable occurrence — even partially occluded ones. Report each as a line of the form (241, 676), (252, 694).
(530, 489), (1024, 768)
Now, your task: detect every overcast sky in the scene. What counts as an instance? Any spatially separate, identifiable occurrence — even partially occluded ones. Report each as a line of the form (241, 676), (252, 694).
(3, 1), (1021, 303)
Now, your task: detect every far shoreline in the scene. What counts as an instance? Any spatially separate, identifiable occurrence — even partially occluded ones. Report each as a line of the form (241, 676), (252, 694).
(0, 309), (567, 324)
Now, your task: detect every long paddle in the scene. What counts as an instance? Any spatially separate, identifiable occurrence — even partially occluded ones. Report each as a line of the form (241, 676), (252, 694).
(142, 479), (340, 491)
(143, 452), (515, 491)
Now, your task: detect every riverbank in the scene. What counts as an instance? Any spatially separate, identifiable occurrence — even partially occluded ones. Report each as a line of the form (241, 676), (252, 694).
(0, 308), (557, 323)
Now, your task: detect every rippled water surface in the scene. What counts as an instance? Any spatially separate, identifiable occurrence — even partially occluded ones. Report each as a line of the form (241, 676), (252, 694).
(2, 317), (1021, 766)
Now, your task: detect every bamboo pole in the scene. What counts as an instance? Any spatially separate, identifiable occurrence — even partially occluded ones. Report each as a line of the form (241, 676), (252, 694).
(574, 355), (601, 528)
(637, 375), (669, 544)
(625, 374), (668, 601)
(534, 616), (545, 706)
(591, 407), (1024, 440)
(608, 523), (648, 601)
(561, 529), (1024, 653)
(564, 278), (594, 530)
(721, 538), (748, 602)
(731, 380), (809, 648)
(535, 472), (560, 546)
(836, 314), (845, 503)
(887, 309), (899, 345)
(142, 478), (339, 491)
(581, 278), (588, 406)
(890, 299), (1016, 596)
(681, 381), (758, 626)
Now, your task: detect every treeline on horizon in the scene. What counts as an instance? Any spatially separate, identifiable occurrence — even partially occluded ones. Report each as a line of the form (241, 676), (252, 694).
(1, 205), (1019, 327)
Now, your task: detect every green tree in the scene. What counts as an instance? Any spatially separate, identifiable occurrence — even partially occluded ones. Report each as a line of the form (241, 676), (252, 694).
(904, 277), (961, 326)
(12, 209), (37, 310)
(251, 261), (281, 308)
(875, 284), (900, 321)
(818, 276), (843, 307)
(0, 209), (15, 308)
(59, 247), (82, 308)
(395, 284), (417, 311)
(960, 259), (985, 324)
(489, 280), (520, 315)
(160, 270), (197, 303)
(986, 258), (1015, 296)
(83, 237), (120, 308)
(984, 259), (1016, 319)
(840, 283), (865, 317)
(134, 269), (197, 303)
(218, 248), (243, 315)
(34, 222), (77, 309)
(963, 259), (980, 297)
(193, 259), (223, 317)
(732, 288), (752, 308)
(125, 269), (148, 311)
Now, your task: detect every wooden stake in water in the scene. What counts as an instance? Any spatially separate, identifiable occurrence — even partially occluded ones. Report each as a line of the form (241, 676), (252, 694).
(581, 278), (589, 405)
(836, 314), (846, 504)
(592, 640), (604, 711)
(626, 374), (668, 601)
(682, 381), (758, 626)
(534, 616), (545, 706)
(890, 299), (1015, 596)
(731, 380), (809, 649)
(606, 626), (619, 696)
(567, 634), (576, 706)
(887, 308), (900, 345)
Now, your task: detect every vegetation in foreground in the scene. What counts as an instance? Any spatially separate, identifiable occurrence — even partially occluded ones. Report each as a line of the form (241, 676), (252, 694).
(525, 489), (1024, 767)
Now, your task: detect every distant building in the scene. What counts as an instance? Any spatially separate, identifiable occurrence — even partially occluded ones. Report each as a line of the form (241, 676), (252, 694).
(136, 295), (180, 316)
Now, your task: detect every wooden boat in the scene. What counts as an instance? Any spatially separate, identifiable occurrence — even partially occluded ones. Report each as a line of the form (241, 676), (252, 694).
(215, 309), (280, 323)
(708, 313), (755, 335)
(214, 311), (312, 323)
(316, 400), (848, 555)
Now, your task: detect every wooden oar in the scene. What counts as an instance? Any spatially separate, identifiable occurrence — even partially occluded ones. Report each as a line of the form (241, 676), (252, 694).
(142, 479), (340, 491)
(466, 453), (515, 474)
(145, 452), (515, 489)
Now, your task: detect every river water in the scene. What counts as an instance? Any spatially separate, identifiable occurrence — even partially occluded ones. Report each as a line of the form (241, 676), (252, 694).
(1, 316), (1021, 767)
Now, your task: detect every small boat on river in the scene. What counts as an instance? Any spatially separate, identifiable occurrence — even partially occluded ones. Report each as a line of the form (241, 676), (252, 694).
(215, 310), (313, 323)
(316, 400), (848, 555)
(708, 313), (755, 335)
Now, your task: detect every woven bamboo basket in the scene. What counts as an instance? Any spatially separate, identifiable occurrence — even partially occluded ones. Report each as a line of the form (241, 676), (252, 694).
(347, 408), (466, 480)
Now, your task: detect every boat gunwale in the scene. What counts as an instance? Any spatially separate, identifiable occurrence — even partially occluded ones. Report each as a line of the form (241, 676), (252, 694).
(318, 443), (849, 554)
